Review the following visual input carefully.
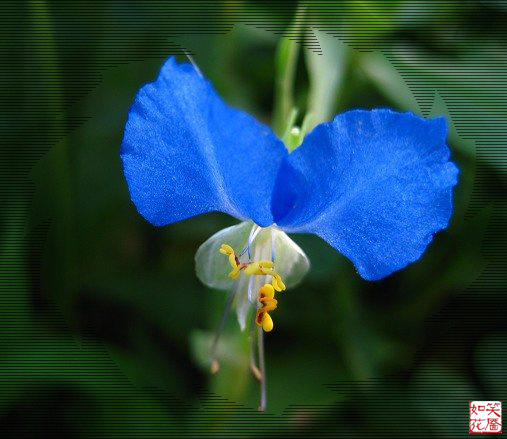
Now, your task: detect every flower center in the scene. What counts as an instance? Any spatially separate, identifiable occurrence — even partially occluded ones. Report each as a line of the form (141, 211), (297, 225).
(219, 240), (286, 332)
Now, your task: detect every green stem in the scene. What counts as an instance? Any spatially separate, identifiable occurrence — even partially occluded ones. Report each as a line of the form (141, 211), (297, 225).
(273, 5), (305, 137)
(31, 0), (76, 314)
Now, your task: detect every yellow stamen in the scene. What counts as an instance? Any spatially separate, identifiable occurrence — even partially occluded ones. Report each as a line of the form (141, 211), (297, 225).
(258, 261), (274, 269)
(261, 313), (273, 332)
(219, 245), (285, 290)
(219, 244), (234, 255)
(260, 283), (275, 298)
(219, 243), (241, 279)
(256, 266), (286, 292)
(243, 260), (286, 292)
(228, 268), (240, 279)
(256, 283), (278, 332)
(219, 244), (286, 331)
(273, 273), (286, 291)
(244, 261), (260, 275)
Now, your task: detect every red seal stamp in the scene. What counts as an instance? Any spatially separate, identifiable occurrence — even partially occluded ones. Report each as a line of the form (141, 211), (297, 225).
(470, 401), (502, 433)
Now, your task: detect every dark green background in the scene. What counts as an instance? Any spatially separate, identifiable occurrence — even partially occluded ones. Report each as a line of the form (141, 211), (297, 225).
(1, 0), (506, 437)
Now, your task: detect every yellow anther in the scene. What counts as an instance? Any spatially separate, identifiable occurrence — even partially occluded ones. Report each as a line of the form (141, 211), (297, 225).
(267, 272), (282, 292)
(227, 254), (240, 279)
(219, 244), (234, 255)
(219, 245), (286, 293)
(219, 243), (240, 279)
(272, 273), (286, 291)
(243, 260), (274, 276)
(261, 313), (273, 332)
(244, 262), (260, 275)
(256, 283), (278, 332)
(259, 283), (275, 299)
(257, 267), (286, 292)
(228, 266), (240, 279)
(258, 261), (274, 269)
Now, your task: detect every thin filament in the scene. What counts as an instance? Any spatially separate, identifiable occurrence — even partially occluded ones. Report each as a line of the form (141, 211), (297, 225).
(247, 274), (256, 304)
(247, 224), (261, 260)
(210, 287), (236, 369)
(184, 50), (203, 77)
(271, 229), (276, 263)
(249, 314), (262, 381)
(257, 326), (267, 412)
(239, 224), (258, 258)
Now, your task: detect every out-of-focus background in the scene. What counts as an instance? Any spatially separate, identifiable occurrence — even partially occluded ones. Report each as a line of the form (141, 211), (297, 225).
(2, 0), (506, 437)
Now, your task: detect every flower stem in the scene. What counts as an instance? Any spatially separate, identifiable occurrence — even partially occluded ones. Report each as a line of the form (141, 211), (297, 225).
(273, 5), (305, 137)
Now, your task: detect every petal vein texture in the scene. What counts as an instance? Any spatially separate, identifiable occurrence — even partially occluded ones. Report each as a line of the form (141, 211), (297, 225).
(273, 109), (459, 280)
(121, 57), (287, 227)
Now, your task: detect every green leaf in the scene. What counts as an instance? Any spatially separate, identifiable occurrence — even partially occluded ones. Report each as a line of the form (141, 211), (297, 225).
(305, 28), (348, 130)
(281, 107), (299, 145)
(359, 47), (507, 175)
(189, 329), (244, 370)
(359, 51), (421, 113)
(475, 333), (507, 396)
(273, 6), (305, 137)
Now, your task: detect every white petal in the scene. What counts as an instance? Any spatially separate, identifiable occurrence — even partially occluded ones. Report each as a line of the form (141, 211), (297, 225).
(195, 222), (310, 331)
(272, 229), (310, 289)
(194, 221), (253, 291)
(233, 274), (252, 331)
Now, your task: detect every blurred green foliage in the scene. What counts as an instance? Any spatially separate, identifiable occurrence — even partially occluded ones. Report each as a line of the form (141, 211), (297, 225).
(1, 0), (506, 437)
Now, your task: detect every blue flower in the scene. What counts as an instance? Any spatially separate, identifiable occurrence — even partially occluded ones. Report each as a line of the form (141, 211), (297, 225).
(121, 57), (458, 282)
(121, 57), (459, 410)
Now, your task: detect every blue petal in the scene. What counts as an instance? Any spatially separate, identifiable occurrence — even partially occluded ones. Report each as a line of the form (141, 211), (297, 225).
(121, 57), (286, 227)
(273, 109), (459, 281)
